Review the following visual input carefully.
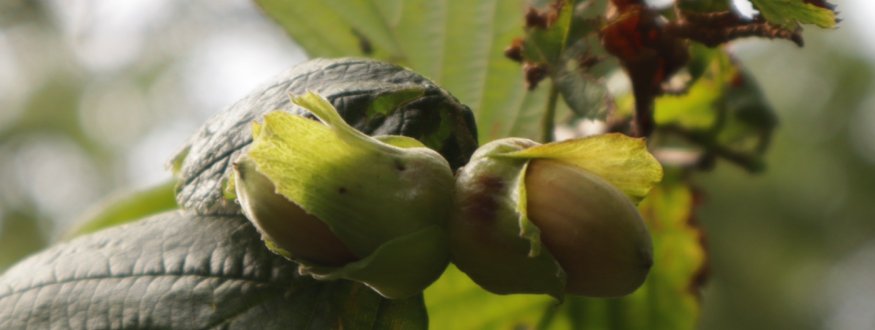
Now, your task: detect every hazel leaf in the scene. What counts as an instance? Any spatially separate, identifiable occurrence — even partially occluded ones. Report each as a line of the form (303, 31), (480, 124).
(750, 0), (838, 29)
(289, 91), (388, 150)
(0, 212), (429, 329)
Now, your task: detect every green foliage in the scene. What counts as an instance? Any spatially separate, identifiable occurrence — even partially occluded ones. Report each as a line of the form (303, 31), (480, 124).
(255, 0), (551, 141)
(664, 46), (776, 171)
(751, 0), (838, 28)
(425, 266), (552, 329)
(519, 0), (576, 65)
(515, 0), (612, 119)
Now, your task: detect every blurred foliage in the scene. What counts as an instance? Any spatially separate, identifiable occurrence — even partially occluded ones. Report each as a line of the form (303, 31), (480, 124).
(617, 45), (777, 172)
(0, 0), (300, 271)
(697, 35), (875, 329)
(750, 0), (838, 28)
(0, 208), (47, 272)
(60, 179), (177, 240)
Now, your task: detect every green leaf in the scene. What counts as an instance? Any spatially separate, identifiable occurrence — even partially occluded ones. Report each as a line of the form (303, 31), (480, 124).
(553, 50), (612, 119)
(425, 265), (553, 330)
(520, 0), (576, 65)
(0, 212), (427, 329)
(366, 88), (427, 119)
(61, 179), (178, 240)
(750, 0), (838, 28)
(618, 46), (776, 171)
(249, 1), (362, 57)
(663, 47), (776, 171)
(255, 0), (550, 141)
(499, 133), (664, 203)
(653, 77), (722, 129)
(519, 0), (613, 118)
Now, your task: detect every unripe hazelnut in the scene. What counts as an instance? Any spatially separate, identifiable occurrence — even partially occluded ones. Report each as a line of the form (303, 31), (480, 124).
(450, 135), (660, 299)
(233, 92), (454, 299)
(525, 159), (652, 297)
(234, 158), (358, 266)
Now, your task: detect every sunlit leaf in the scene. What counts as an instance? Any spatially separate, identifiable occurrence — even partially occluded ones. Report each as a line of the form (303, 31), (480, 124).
(750, 0), (838, 28)
(617, 46), (776, 171)
(425, 266), (552, 330)
(255, 0), (552, 141)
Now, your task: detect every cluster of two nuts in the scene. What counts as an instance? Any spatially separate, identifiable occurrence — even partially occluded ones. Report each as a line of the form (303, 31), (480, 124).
(234, 92), (659, 300)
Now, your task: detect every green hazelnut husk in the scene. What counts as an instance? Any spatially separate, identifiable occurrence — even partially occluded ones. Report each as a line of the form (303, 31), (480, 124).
(234, 158), (358, 266)
(450, 135), (661, 299)
(233, 92), (454, 299)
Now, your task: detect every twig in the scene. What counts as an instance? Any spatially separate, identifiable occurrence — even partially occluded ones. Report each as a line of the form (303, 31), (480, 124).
(541, 84), (560, 143)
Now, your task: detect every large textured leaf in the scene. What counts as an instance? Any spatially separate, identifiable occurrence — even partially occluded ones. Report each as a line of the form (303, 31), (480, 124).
(255, 0), (549, 141)
(0, 211), (426, 329)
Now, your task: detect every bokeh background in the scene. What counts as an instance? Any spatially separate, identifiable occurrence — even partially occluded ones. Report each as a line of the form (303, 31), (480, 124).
(0, 0), (873, 329)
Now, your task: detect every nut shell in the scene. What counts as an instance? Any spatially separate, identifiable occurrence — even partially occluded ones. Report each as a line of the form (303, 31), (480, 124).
(526, 159), (652, 297)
